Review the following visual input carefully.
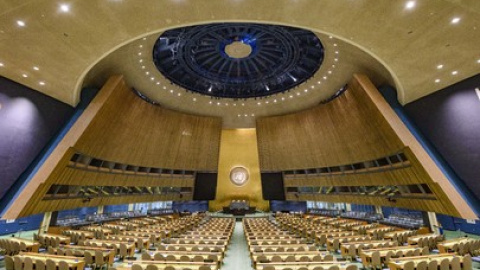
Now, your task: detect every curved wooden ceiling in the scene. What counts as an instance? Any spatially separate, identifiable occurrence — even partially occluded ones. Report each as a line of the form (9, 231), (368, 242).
(0, 0), (479, 127)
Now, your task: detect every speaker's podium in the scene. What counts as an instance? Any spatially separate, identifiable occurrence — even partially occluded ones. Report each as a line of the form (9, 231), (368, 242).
(222, 200), (256, 216)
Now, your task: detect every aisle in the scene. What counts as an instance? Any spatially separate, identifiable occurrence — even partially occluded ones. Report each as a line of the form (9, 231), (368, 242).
(221, 221), (254, 270)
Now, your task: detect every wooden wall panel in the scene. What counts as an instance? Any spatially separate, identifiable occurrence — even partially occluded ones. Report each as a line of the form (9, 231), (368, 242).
(74, 79), (221, 170)
(3, 76), (220, 218)
(257, 77), (404, 171)
(259, 74), (476, 219)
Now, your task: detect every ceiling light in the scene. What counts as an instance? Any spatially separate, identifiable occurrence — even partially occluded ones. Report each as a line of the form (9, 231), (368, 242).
(451, 71), (458, 75)
(237, 114), (241, 117)
(139, 59), (143, 63)
(304, 89), (308, 92)
(405, 1), (415, 9)
(274, 99), (277, 103)
(437, 64), (443, 69)
(22, 74), (28, 78)
(257, 102), (261, 105)
(317, 81), (321, 84)
(323, 76), (327, 80)
(33, 66), (39, 71)
(477, 59), (480, 63)
(329, 36), (333, 39)
(251, 114), (254, 117)
(281, 97), (285, 101)
(209, 101), (212, 104)
(0, 63), (4, 67)
(177, 93), (181, 96)
(39, 81), (45, 85)
(17, 20), (25, 27)
(170, 89), (173, 93)
(333, 43), (337, 47)
(217, 102), (220, 106)
(241, 103), (245, 106)
(265, 101), (269, 104)
(435, 79), (440, 83)
(193, 98), (196, 101)
(59, 4), (70, 12)
(289, 95), (293, 98)
(208, 86), (212, 92)
(451, 17), (461, 24)
(150, 77), (154, 81)
(138, 52), (142, 56)
(225, 103), (229, 106)
(233, 103), (236, 106)
(328, 70), (332, 74)
(335, 51), (339, 54)
(244, 114), (248, 117)
(145, 71), (149, 75)
(334, 58), (338, 62)
(139, 45), (143, 48)
(141, 66), (145, 69)
(296, 92), (300, 96)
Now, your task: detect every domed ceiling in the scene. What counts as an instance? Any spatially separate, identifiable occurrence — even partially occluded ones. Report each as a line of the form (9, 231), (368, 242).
(152, 23), (324, 99)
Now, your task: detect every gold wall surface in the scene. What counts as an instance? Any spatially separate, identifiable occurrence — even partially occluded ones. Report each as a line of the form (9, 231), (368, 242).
(210, 129), (269, 212)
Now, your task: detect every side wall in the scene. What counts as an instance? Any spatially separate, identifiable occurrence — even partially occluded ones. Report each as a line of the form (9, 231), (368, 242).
(0, 77), (73, 201)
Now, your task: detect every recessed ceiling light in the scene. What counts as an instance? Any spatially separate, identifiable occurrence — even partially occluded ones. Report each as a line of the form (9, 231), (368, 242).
(209, 101), (212, 104)
(274, 99), (277, 103)
(16, 20), (25, 27)
(241, 103), (245, 106)
(170, 89), (173, 93)
(237, 114), (241, 117)
(281, 97), (285, 101)
(265, 101), (269, 104)
(156, 82), (160, 85)
(435, 79), (440, 83)
(150, 77), (155, 81)
(0, 63), (4, 67)
(217, 102), (220, 106)
(193, 98), (196, 101)
(139, 45), (143, 48)
(138, 52), (142, 56)
(304, 89), (308, 92)
(296, 92), (300, 96)
(244, 114), (248, 117)
(145, 71), (149, 75)
(163, 86), (166, 90)
(251, 114), (254, 117)
(333, 43), (337, 47)
(143, 37), (147, 40)
(139, 59), (143, 63)
(451, 71), (458, 75)
(328, 70), (332, 74)
(451, 17), (461, 24)
(477, 59), (480, 63)
(225, 103), (229, 106)
(405, 1), (415, 9)
(329, 36), (333, 39)
(257, 102), (261, 105)
(177, 93), (181, 96)
(335, 51), (339, 54)
(233, 103), (236, 106)
(59, 4), (70, 13)
(141, 66), (145, 69)
(437, 64), (443, 69)
(323, 76), (327, 80)
(33, 66), (39, 71)
(39, 81), (45, 85)
(317, 81), (321, 84)
(22, 74), (28, 78)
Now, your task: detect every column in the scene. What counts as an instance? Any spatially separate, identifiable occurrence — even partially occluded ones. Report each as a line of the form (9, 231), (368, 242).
(345, 203), (352, 212)
(38, 212), (52, 234)
(427, 212), (440, 234)
(128, 204), (134, 211)
(97, 205), (104, 215)
(375, 206), (383, 215)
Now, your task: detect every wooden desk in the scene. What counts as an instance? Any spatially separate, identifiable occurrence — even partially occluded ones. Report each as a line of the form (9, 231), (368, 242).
(407, 233), (437, 245)
(84, 240), (135, 256)
(360, 246), (425, 268)
(7, 238), (39, 253)
(256, 261), (350, 270)
(40, 233), (70, 244)
(339, 240), (397, 257)
(63, 230), (95, 239)
(117, 261), (218, 270)
(16, 252), (85, 270)
(61, 245), (115, 264)
(387, 254), (463, 270)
